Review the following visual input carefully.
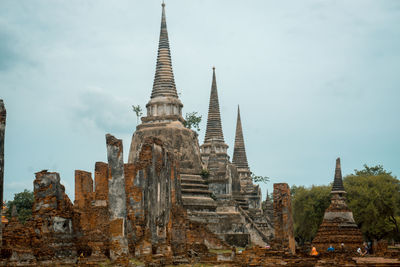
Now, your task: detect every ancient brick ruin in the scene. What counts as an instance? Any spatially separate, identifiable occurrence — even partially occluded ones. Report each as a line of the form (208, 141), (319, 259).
(4, 3), (400, 266)
(272, 183), (295, 254)
(312, 158), (363, 252)
(0, 100), (5, 245)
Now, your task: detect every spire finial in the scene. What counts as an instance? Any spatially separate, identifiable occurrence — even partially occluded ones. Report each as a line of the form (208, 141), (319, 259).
(204, 67), (224, 143)
(232, 105), (249, 169)
(332, 157), (345, 192)
(150, 1), (178, 99)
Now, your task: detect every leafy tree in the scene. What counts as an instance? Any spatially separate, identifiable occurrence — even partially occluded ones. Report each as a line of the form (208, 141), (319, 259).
(183, 112), (202, 132)
(251, 174), (270, 184)
(291, 185), (331, 244)
(6, 189), (34, 224)
(132, 105), (143, 124)
(344, 165), (400, 241)
(291, 165), (400, 244)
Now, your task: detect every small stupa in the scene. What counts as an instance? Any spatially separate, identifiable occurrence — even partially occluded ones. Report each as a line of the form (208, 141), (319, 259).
(312, 158), (363, 252)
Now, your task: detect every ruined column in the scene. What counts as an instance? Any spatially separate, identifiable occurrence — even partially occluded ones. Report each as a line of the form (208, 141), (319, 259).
(106, 134), (129, 262)
(273, 183), (295, 254)
(0, 99), (6, 244)
(74, 170), (93, 209)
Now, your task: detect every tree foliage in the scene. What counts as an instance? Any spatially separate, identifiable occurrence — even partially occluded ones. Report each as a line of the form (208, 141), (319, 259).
(291, 164), (400, 243)
(183, 112), (202, 132)
(132, 104), (143, 124)
(344, 165), (400, 241)
(6, 189), (34, 224)
(251, 174), (270, 184)
(291, 185), (331, 244)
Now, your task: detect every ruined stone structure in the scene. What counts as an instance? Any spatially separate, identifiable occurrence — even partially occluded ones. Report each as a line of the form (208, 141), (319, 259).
(262, 191), (274, 226)
(273, 183), (295, 254)
(127, 3), (215, 213)
(312, 158), (363, 252)
(200, 67), (239, 198)
(232, 106), (262, 210)
(0, 100), (5, 244)
(1, 134), (232, 265)
(124, 3), (273, 248)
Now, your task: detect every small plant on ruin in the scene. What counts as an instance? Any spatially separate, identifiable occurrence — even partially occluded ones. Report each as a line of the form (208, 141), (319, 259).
(183, 111), (202, 132)
(132, 104), (143, 124)
(251, 174), (270, 184)
(200, 168), (210, 178)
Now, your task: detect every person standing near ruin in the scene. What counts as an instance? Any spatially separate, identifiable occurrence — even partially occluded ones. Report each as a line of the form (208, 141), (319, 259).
(327, 245), (335, 252)
(310, 246), (319, 256)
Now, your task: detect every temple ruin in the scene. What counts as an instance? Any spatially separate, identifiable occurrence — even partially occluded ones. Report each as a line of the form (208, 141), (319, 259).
(4, 3), (400, 266)
(312, 158), (363, 251)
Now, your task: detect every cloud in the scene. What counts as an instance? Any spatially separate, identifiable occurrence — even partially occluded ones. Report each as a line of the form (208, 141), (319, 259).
(71, 87), (136, 134)
(0, 30), (22, 71)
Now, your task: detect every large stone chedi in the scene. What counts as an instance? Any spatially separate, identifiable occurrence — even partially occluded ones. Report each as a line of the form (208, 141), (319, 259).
(312, 158), (363, 251)
(200, 68), (240, 198)
(232, 106), (262, 210)
(128, 3), (215, 212)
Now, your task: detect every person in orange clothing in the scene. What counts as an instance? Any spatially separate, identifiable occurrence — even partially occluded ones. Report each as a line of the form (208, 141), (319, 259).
(310, 246), (319, 256)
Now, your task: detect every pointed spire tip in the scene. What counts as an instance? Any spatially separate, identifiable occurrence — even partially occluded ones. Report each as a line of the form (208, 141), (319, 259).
(336, 157), (341, 168)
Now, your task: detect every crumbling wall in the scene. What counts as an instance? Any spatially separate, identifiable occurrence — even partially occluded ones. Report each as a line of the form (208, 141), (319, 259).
(125, 137), (183, 259)
(273, 183), (295, 254)
(0, 99), (6, 244)
(73, 165), (110, 260)
(106, 134), (129, 264)
(32, 170), (77, 260)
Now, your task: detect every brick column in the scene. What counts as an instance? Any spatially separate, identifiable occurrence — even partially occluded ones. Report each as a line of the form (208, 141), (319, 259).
(273, 183), (295, 254)
(0, 99), (6, 244)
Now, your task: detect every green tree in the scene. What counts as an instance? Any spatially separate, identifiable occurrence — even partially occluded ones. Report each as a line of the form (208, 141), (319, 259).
(291, 185), (331, 244)
(6, 189), (34, 224)
(251, 174), (270, 184)
(344, 165), (400, 241)
(183, 112), (202, 132)
(132, 105), (143, 124)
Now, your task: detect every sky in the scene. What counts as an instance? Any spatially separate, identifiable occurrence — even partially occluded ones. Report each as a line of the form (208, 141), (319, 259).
(1, 0), (399, 201)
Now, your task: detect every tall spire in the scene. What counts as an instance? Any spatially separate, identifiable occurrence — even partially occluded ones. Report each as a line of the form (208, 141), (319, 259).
(151, 2), (178, 99)
(204, 67), (224, 143)
(332, 157), (345, 192)
(232, 106), (249, 169)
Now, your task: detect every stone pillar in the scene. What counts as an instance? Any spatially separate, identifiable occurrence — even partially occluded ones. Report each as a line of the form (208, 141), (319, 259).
(106, 134), (129, 262)
(0, 99), (6, 244)
(273, 183), (295, 254)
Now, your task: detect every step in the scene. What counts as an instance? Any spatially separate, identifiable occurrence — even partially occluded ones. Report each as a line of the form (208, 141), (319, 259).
(180, 179), (208, 185)
(181, 183), (209, 189)
(181, 188), (212, 195)
(182, 196), (217, 211)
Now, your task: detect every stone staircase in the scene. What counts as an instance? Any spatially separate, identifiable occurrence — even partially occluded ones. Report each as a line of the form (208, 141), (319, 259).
(233, 195), (249, 210)
(180, 174), (217, 211)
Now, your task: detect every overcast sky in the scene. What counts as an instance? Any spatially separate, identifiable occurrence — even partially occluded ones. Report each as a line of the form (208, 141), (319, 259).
(1, 0), (399, 201)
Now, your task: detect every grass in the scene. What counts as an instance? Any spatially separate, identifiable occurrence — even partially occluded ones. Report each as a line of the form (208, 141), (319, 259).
(98, 259), (112, 267)
(209, 249), (233, 254)
(130, 258), (145, 266)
